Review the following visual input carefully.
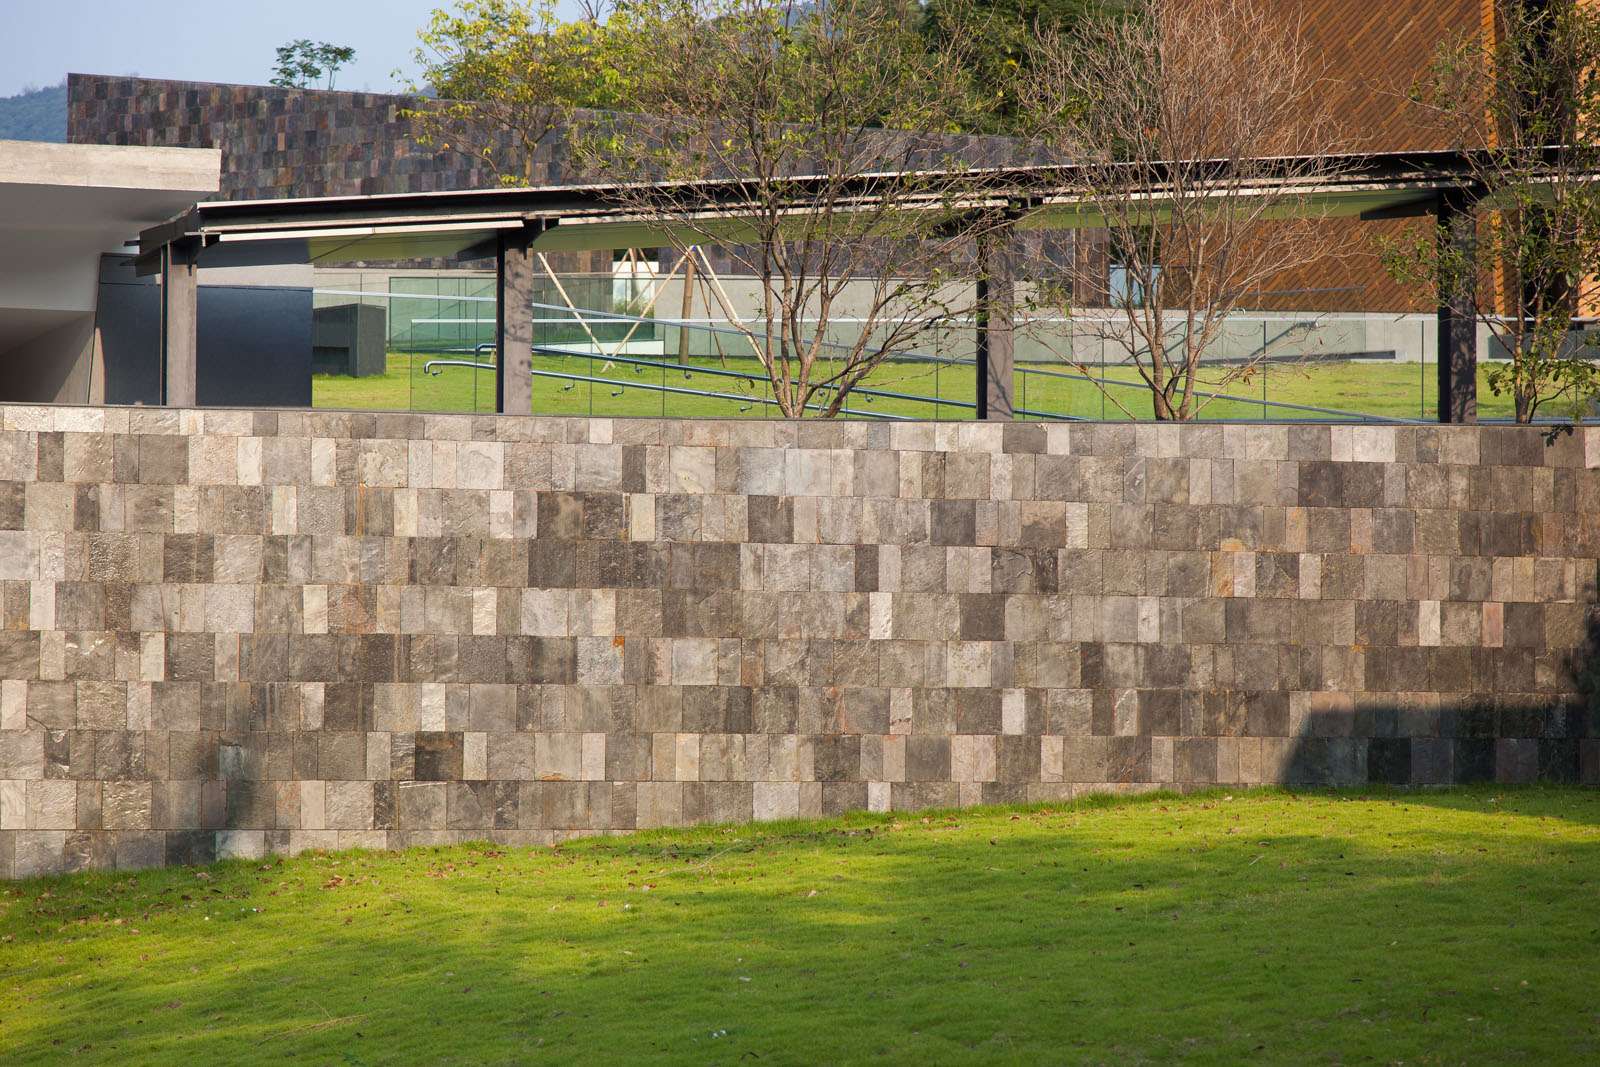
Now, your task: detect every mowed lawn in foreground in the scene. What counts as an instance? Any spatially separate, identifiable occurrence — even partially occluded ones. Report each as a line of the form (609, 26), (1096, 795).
(3, 787), (1597, 1065)
(313, 352), (1527, 421)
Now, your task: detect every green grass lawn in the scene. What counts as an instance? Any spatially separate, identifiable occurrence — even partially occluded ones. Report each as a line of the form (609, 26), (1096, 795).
(4, 787), (1597, 1064)
(315, 351), (1530, 421)
(314, 350), (984, 420)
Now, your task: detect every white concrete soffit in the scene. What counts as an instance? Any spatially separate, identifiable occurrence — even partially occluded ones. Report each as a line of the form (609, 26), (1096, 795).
(0, 140), (219, 348)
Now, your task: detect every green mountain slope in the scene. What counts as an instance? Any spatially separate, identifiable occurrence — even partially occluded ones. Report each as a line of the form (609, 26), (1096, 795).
(0, 83), (68, 142)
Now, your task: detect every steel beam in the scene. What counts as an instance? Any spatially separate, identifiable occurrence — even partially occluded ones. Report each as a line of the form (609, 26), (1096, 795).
(1436, 190), (1479, 424)
(160, 240), (200, 407)
(976, 227), (1016, 420)
(496, 222), (541, 416)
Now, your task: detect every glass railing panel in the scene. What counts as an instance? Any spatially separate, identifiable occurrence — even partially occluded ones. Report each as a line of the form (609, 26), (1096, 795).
(307, 271), (1476, 422)
(1015, 314), (1439, 422)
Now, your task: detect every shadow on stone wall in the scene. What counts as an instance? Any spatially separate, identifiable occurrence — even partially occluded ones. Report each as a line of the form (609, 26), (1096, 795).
(1285, 605), (1599, 789)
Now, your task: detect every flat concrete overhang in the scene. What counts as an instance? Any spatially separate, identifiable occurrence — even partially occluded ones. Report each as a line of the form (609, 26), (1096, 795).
(0, 139), (220, 352)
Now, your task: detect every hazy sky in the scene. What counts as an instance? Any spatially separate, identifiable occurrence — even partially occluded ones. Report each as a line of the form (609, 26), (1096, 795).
(0, 1), (583, 99)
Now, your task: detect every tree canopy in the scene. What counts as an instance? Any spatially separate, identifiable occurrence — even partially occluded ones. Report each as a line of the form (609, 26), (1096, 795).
(1017, 0), (1356, 421)
(411, 0), (1003, 416)
(270, 40), (357, 91)
(1383, 0), (1600, 422)
(407, 0), (620, 184)
(920, 0), (1134, 132)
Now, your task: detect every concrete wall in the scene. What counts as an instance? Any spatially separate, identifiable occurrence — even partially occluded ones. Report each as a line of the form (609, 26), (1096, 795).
(0, 138), (219, 401)
(0, 316), (96, 404)
(0, 407), (1596, 878)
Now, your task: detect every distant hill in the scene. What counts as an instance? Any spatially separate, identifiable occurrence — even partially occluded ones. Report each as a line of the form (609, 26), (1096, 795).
(0, 83), (67, 142)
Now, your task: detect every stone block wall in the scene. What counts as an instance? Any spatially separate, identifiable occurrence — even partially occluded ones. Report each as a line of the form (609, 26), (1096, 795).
(0, 407), (1596, 877)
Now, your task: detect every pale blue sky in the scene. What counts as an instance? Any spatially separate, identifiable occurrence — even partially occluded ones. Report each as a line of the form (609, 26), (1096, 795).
(1, 1), (585, 99)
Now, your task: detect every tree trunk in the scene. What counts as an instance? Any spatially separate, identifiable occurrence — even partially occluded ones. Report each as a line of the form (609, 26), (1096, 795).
(1151, 389), (1177, 420)
(677, 253), (695, 365)
(1515, 384), (1536, 424)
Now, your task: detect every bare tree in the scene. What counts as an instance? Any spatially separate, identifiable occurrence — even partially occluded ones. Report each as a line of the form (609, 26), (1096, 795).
(1016, 0), (1354, 421)
(566, 0), (1001, 417)
(1382, 0), (1600, 423)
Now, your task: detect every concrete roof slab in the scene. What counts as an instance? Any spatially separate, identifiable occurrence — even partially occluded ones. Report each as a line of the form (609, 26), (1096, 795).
(0, 140), (219, 353)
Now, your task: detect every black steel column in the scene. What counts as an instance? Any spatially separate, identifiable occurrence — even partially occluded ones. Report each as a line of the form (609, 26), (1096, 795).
(496, 222), (540, 416)
(976, 226), (1015, 420)
(1437, 190), (1479, 424)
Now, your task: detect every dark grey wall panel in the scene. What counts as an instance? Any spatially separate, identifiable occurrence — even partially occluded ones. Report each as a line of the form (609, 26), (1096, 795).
(95, 257), (161, 405)
(197, 286), (312, 407)
(94, 257), (311, 408)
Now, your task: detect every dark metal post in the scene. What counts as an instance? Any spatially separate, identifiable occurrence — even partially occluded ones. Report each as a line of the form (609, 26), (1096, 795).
(1437, 190), (1478, 424)
(496, 222), (540, 416)
(976, 227), (1015, 420)
(160, 239), (200, 407)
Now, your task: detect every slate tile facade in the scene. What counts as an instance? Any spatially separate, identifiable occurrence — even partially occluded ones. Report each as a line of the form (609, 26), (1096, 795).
(0, 407), (1596, 876)
(68, 75), (496, 201)
(64, 74), (609, 272)
(63, 74), (1053, 284)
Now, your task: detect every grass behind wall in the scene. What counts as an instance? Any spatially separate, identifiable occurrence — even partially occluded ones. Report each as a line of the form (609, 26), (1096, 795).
(3, 786), (1598, 1065)
(313, 353), (1526, 421)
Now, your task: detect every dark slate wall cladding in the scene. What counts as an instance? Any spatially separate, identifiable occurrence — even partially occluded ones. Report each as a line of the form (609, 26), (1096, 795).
(68, 74), (504, 200)
(0, 408), (1597, 877)
(66, 74), (615, 272)
(64, 74), (1030, 281)
(66, 74), (1019, 203)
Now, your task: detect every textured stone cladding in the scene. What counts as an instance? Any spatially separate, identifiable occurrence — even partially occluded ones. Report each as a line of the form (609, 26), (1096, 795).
(64, 72), (1009, 278)
(67, 75), (506, 200)
(1, 408), (1598, 877)
(66, 74), (1014, 204)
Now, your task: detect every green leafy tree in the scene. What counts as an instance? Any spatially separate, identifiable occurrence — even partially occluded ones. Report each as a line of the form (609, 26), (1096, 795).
(270, 40), (357, 90)
(413, 0), (1003, 416)
(920, 0), (1129, 133)
(1382, 0), (1600, 423)
(406, 0), (620, 185)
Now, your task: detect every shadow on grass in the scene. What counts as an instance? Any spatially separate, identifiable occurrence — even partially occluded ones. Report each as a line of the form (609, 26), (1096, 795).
(6, 790), (1599, 1065)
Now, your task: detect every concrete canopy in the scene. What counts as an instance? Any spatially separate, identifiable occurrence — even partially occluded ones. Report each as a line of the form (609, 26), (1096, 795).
(0, 139), (219, 400)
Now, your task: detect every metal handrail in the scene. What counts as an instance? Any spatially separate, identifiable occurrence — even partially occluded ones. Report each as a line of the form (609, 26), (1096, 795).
(530, 344), (978, 412)
(421, 331), (1428, 424)
(423, 343), (498, 376)
(529, 369), (915, 419)
(423, 341), (972, 415)
(423, 360), (494, 376)
(1015, 363), (1431, 423)
(528, 300), (973, 368)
